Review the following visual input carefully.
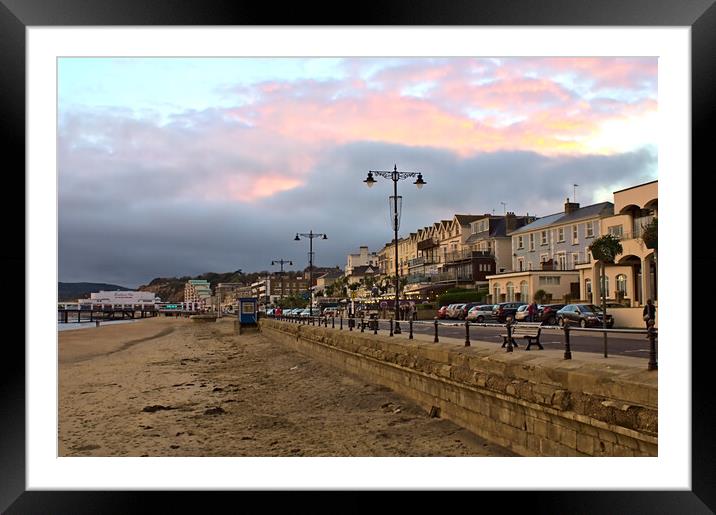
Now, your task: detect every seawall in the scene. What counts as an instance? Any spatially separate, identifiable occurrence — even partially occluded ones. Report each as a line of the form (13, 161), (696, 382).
(260, 319), (657, 457)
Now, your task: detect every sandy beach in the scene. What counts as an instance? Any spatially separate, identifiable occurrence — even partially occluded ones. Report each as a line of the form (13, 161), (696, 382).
(59, 316), (515, 457)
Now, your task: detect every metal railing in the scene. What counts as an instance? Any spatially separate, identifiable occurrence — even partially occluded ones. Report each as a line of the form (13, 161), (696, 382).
(443, 249), (493, 263)
(268, 314), (657, 370)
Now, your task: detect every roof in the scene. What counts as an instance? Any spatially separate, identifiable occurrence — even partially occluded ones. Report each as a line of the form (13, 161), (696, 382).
(317, 269), (343, 280)
(508, 202), (614, 235)
(454, 214), (482, 226)
(349, 265), (378, 276)
(613, 180), (657, 194)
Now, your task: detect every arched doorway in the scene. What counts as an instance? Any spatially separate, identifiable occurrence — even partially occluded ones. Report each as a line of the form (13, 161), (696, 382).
(617, 254), (642, 305)
(506, 282), (515, 302)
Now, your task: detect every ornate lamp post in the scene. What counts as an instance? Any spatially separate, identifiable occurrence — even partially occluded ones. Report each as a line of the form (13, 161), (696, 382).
(364, 164), (426, 334)
(271, 259), (293, 302)
(294, 231), (327, 316)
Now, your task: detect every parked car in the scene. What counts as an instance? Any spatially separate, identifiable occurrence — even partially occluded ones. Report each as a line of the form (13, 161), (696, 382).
(493, 302), (527, 323)
(556, 304), (614, 328)
(537, 303), (566, 325)
(436, 305), (449, 319)
(266, 308), (275, 316)
(466, 304), (497, 323)
(513, 304), (531, 322)
(299, 308), (312, 318)
(457, 302), (482, 320)
(447, 303), (467, 319)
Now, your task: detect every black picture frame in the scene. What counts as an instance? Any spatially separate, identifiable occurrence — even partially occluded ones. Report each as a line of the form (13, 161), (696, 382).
(3, 0), (713, 512)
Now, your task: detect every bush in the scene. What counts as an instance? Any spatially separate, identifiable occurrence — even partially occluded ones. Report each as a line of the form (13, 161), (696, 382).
(438, 290), (486, 305)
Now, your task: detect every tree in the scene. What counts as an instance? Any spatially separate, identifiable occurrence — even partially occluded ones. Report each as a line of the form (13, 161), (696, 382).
(533, 289), (548, 303)
(588, 234), (623, 353)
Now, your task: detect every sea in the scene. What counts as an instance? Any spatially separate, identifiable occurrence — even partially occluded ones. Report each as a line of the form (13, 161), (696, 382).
(57, 319), (139, 332)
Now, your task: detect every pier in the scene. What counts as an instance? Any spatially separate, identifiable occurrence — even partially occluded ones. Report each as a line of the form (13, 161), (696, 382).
(57, 304), (160, 324)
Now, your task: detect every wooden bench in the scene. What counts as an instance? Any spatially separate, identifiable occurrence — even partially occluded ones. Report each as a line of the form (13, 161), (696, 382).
(500, 322), (543, 350)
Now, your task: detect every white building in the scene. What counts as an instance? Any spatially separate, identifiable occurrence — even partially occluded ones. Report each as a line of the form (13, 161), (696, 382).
(345, 246), (378, 277)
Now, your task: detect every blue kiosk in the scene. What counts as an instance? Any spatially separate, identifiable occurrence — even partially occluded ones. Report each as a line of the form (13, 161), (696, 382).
(236, 297), (259, 334)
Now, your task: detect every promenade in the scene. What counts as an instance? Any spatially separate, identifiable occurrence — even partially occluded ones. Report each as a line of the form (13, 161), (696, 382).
(59, 317), (515, 457)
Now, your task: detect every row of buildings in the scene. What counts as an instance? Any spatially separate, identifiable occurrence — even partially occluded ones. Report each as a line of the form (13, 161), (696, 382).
(343, 180), (657, 307)
(179, 180), (657, 311)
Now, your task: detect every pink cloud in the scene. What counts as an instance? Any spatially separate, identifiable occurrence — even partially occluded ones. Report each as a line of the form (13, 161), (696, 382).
(61, 58), (657, 204)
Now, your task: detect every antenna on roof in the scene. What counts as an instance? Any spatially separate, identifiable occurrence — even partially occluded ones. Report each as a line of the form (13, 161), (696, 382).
(500, 201), (507, 215)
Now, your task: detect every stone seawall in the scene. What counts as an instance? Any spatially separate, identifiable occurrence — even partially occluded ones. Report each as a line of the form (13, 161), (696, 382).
(260, 319), (657, 457)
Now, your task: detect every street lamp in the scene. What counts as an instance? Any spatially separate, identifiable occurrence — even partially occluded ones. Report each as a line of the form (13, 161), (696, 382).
(364, 164), (426, 334)
(294, 231), (327, 316)
(271, 259), (293, 303)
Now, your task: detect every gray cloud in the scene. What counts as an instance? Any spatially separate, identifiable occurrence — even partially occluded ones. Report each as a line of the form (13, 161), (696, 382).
(58, 118), (656, 287)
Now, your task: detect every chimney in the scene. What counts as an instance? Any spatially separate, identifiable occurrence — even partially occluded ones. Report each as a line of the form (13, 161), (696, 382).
(505, 211), (516, 232)
(564, 197), (580, 214)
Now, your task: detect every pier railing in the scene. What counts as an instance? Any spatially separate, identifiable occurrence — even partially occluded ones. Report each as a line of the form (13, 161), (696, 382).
(270, 314), (657, 371)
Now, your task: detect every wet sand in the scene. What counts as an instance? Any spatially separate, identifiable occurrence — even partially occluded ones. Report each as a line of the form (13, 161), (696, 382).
(59, 316), (516, 457)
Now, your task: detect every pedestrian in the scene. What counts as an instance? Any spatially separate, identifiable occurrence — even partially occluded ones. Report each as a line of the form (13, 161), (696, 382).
(643, 299), (656, 335)
(527, 301), (537, 322)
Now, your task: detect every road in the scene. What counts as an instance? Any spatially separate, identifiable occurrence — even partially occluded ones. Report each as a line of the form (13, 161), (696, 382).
(307, 317), (657, 359)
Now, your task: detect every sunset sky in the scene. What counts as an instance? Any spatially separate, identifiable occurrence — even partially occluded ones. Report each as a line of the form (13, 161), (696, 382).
(58, 57), (658, 287)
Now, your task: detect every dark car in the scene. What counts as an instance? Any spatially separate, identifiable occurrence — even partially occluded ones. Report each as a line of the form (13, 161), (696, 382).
(538, 303), (566, 325)
(493, 302), (527, 323)
(556, 304), (614, 328)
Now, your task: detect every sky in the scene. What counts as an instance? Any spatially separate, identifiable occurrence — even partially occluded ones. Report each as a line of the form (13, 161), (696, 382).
(58, 57), (658, 288)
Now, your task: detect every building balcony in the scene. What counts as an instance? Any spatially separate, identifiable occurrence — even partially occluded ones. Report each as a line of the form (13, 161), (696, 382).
(408, 256), (441, 268)
(432, 272), (474, 283)
(417, 238), (439, 251)
(443, 249), (494, 263)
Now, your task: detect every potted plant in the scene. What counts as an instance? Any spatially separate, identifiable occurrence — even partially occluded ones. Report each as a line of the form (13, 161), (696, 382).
(641, 217), (657, 250)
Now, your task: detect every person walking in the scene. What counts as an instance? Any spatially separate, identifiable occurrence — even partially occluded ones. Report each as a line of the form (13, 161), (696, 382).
(643, 299), (656, 334)
(527, 301), (538, 322)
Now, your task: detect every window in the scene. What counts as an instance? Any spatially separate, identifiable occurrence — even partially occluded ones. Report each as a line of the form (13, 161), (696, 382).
(517, 258), (524, 271)
(541, 230), (548, 245)
(540, 253), (549, 263)
(616, 274), (627, 294)
(539, 276), (561, 285)
(517, 236), (524, 249)
(557, 227), (565, 242)
(586, 222), (594, 238)
(571, 253), (580, 267)
(529, 234), (535, 251)
(493, 284), (501, 302)
(572, 225), (579, 244)
(608, 225), (624, 238)
(557, 253), (567, 270)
